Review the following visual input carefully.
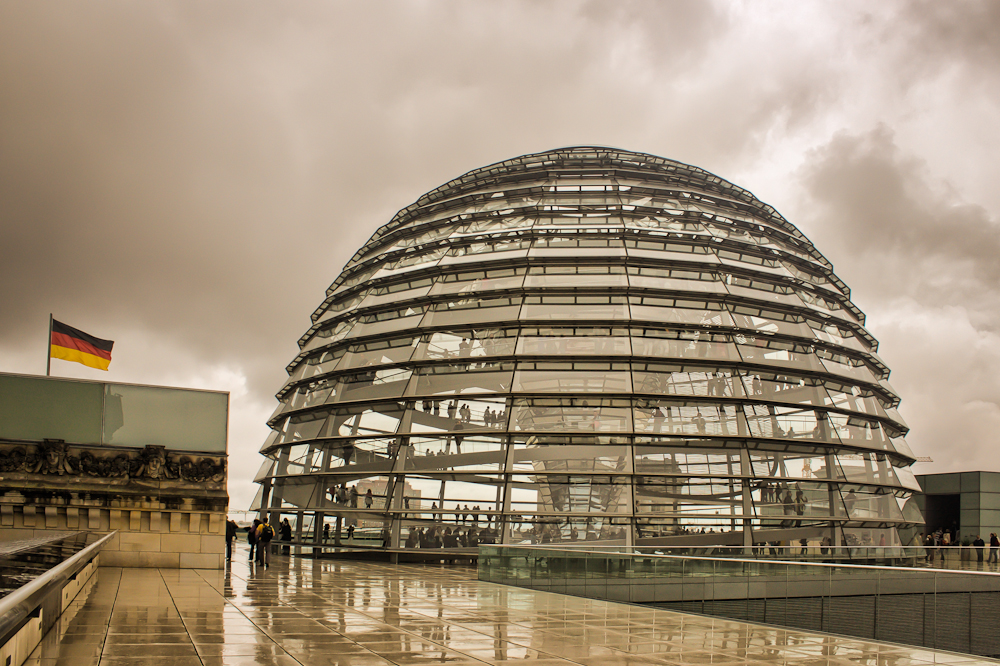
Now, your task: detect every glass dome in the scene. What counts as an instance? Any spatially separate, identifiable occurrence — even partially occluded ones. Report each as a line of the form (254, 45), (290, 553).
(253, 146), (922, 553)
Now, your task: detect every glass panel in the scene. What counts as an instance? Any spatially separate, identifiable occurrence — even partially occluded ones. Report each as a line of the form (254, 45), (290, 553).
(315, 291), (368, 323)
(509, 474), (631, 514)
(509, 398), (632, 432)
(841, 486), (904, 522)
(339, 337), (418, 370)
(401, 476), (502, 522)
(632, 364), (744, 397)
(406, 362), (514, 396)
(326, 402), (405, 438)
(842, 527), (901, 549)
(819, 353), (880, 384)
(293, 348), (346, 380)
(455, 214), (535, 235)
(330, 367), (413, 403)
(513, 362), (632, 393)
(635, 477), (744, 518)
(753, 480), (843, 522)
(347, 312), (425, 339)
(837, 453), (896, 485)
(428, 266), (526, 296)
(752, 451), (842, 481)
(626, 265), (726, 294)
(742, 404), (839, 442)
(412, 328), (517, 362)
(409, 396), (508, 432)
(530, 233), (625, 248)
(286, 378), (336, 411)
(509, 438), (629, 473)
(509, 513), (630, 544)
(520, 295), (630, 321)
(359, 284), (432, 309)
(323, 439), (396, 471)
(722, 277), (805, 308)
(736, 338), (826, 373)
(630, 329), (741, 362)
(375, 246), (447, 274)
(823, 383), (889, 419)
(897, 494), (925, 523)
(730, 309), (814, 338)
(524, 264), (628, 288)
(438, 247), (530, 267)
(447, 235), (531, 257)
(404, 434), (505, 470)
(624, 216), (708, 233)
(0, 374), (103, 444)
(103, 383), (228, 452)
(421, 297), (522, 327)
(300, 320), (355, 353)
(628, 296), (734, 327)
(516, 328), (631, 356)
(810, 321), (870, 353)
(253, 459), (274, 483)
(634, 447), (742, 476)
(890, 436), (915, 459)
(738, 372), (831, 407)
(276, 413), (325, 445)
(635, 401), (745, 437)
(828, 412), (890, 450)
(387, 223), (457, 251)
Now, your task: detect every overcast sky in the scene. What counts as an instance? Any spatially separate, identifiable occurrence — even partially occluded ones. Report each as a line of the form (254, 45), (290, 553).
(2, 1), (998, 510)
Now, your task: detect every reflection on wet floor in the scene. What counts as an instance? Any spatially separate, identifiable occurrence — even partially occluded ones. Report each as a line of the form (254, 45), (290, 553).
(23, 544), (996, 666)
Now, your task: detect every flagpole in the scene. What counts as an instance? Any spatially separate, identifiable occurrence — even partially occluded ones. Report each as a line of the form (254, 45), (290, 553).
(46, 314), (53, 377)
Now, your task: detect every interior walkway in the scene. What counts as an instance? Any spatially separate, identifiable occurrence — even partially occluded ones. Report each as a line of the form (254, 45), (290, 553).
(23, 543), (994, 666)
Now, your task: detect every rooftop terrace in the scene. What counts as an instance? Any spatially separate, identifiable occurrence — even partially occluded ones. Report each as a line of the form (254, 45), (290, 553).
(24, 543), (995, 666)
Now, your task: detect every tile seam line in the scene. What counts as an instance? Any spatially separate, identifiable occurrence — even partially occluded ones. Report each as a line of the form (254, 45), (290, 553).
(423, 576), (840, 663)
(258, 567), (500, 666)
(278, 563), (626, 666)
(204, 565), (393, 665)
(95, 566), (123, 665)
(191, 566), (298, 661)
(155, 568), (206, 665)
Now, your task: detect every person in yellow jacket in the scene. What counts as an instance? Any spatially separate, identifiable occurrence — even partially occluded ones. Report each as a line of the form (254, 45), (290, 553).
(255, 517), (274, 567)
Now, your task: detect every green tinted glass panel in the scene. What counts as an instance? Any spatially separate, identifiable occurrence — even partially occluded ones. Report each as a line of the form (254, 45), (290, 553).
(0, 375), (103, 443)
(103, 383), (228, 452)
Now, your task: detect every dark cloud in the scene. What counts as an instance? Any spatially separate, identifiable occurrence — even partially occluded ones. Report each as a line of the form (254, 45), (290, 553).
(800, 125), (1000, 318)
(2, 1), (999, 504)
(798, 126), (1000, 472)
(894, 0), (1000, 81)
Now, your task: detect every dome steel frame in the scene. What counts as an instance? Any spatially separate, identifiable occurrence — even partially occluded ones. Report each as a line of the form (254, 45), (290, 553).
(253, 146), (923, 553)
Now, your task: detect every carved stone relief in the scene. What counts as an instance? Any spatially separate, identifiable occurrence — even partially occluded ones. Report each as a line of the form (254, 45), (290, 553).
(0, 441), (226, 485)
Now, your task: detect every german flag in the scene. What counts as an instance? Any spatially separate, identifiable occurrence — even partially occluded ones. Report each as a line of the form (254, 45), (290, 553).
(50, 320), (114, 371)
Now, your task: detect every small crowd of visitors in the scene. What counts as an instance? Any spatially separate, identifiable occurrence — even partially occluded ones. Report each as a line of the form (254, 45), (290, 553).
(224, 516), (293, 567)
(922, 529), (999, 564)
(404, 525), (497, 548)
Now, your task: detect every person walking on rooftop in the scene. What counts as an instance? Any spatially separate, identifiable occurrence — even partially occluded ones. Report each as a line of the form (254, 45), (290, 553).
(256, 517), (274, 568)
(280, 518), (292, 554)
(247, 519), (260, 562)
(974, 534), (986, 563)
(225, 519), (238, 562)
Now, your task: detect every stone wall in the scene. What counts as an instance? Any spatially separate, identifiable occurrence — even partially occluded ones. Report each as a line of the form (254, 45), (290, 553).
(0, 439), (228, 569)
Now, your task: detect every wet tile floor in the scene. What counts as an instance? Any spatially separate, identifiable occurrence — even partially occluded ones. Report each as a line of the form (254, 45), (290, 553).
(24, 545), (997, 666)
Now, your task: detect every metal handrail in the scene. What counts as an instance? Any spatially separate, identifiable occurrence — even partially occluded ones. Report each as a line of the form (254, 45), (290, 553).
(480, 544), (1000, 576)
(0, 531), (116, 645)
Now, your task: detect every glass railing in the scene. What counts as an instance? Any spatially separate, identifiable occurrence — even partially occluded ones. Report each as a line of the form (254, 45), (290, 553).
(483, 543), (1000, 569)
(477, 544), (1000, 656)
